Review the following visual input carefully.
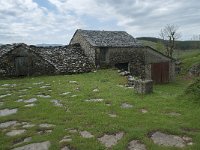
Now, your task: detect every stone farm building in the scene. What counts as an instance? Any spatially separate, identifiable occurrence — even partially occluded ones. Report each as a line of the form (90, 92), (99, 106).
(70, 29), (175, 83)
(0, 43), (93, 77)
(0, 29), (175, 84)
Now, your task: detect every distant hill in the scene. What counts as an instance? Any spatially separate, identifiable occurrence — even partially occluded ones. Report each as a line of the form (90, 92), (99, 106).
(36, 44), (64, 47)
(137, 37), (200, 50)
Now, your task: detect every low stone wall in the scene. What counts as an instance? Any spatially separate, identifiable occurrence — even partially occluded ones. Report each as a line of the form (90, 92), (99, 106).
(128, 77), (153, 94)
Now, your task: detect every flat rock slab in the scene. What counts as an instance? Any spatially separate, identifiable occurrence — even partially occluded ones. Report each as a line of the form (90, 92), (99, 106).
(60, 92), (71, 96)
(37, 95), (51, 98)
(108, 113), (117, 118)
(85, 99), (104, 102)
(60, 135), (72, 143)
(39, 124), (55, 128)
(25, 104), (36, 107)
(98, 132), (124, 148)
(69, 81), (78, 84)
(0, 121), (18, 129)
(22, 124), (35, 128)
(12, 141), (51, 150)
(121, 103), (133, 109)
(140, 109), (148, 114)
(128, 140), (147, 150)
(93, 89), (99, 92)
(150, 131), (192, 148)
(51, 100), (63, 107)
(61, 146), (71, 150)
(167, 112), (181, 116)
(24, 98), (37, 103)
(6, 129), (26, 136)
(80, 131), (94, 138)
(0, 93), (12, 98)
(0, 108), (18, 117)
(14, 137), (32, 146)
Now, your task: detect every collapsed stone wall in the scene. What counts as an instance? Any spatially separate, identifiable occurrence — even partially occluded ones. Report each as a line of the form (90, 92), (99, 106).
(0, 43), (94, 77)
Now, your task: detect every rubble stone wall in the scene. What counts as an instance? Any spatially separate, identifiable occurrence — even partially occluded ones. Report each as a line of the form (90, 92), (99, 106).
(70, 32), (96, 66)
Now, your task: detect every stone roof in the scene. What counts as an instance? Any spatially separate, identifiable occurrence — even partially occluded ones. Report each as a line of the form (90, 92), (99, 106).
(0, 43), (93, 73)
(76, 29), (142, 47)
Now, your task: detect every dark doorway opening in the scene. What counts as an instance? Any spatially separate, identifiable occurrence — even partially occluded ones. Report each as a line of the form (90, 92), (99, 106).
(115, 62), (129, 71)
(15, 56), (30, 76)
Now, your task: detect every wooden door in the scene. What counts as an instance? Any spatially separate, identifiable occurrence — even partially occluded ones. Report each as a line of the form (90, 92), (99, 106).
(15, 57), (29, 76)
(151, 62), (169, 84)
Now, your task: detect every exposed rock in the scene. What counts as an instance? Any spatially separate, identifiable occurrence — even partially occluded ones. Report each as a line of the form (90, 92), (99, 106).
(39, 123), (55, 128)
(0, 93), (12, 98)
(68, 129), (78, 133)
(19, 89), (28, 92)
(128, 140), (146, 150)
(121, 103), (133, 109)
(61, 146), (71, 150)
(93, 89), (99, 92)
(24, 98), (37, 103)
(85, 99), (104, 102)
(0, 108), (18, 117)
(2, 84), (16, 87)
(40, 86), (51, 89)
(6, 129), (26, 136)
(60, 135), (72, 143)
(14, 137), (32, 146)
(12, 141), (51, 150)
(140, 109), (148, 114)
(22, 123), (35, 128)
(69, 81), (78, 84)
(80, 131), (94, 138)
(98, 132), (124, 148)
(51, 100), (63, 107)
(33, 82), (44, 85)
(71, 95), (77, 98)
(24, 104), (36, 107)
(37, 95), (51, 98)
(0, 121), (18, 129)
(16, 99), (24, 102)
(189, 63), (200, 76)
(60, 92), (71, 96)
(150, 131), (192, 148)
(108, 113), (117, 118)
(167, 112), (181, 116)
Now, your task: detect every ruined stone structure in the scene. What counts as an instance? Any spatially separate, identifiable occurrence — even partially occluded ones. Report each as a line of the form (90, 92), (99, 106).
(0, 43), (93, 77)
(70, 29), (175, 83)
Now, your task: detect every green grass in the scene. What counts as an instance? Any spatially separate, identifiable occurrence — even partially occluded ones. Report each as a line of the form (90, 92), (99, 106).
(178, 50), (200, 73)
(0, 69), (200, 150)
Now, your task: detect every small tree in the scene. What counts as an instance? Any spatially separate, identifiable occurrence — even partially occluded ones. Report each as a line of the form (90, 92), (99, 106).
(159, 24), (181, 57)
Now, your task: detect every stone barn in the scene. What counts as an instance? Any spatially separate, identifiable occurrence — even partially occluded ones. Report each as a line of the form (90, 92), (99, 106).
(70, 29), (175, 83)
(0, 43), (93, 77)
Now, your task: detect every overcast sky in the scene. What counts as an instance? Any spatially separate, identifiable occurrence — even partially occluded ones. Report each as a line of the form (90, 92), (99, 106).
(0, 0), (200, 44)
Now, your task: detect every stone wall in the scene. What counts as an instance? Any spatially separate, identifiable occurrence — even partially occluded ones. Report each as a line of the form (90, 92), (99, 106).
(0, 43), (94, 77)
(107, 47), (146, 79)
(70, 32), (96, 66)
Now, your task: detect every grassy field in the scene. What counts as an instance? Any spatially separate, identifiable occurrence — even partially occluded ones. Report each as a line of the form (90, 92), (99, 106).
(0, 69), (200, 150)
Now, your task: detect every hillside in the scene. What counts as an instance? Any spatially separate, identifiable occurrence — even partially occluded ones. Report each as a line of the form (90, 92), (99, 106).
(137, 37), (200, 50)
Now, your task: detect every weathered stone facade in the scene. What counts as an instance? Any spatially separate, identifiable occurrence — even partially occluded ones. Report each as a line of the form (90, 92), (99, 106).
(70, 29), (175, 83)
(0, 43), (94, 77)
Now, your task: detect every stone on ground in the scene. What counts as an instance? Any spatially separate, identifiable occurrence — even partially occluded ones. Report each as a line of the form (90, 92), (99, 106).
(61, 146), (71, 150)
(140, 109), (148, 114)
(93, 89), (99, 92)
(128, 140), (147, 150)
(51, 100), (63, 107)
(0, 102), (4, 106)
(24, 98), (37, 103)
(108, 113), (117, 118)
(121, 103), (133, 109)
(0, 93), (11, 98)
(22, 123), (35, 128)
(6, 129), (26, 136)
(39, 123), (55, 128)
(24, 104), (35, 107)
(85, 99), (104, 102)
(80, 131), (94, 138)
(12, 141), (51, 150)
(0, 108), (18, 117)
(37, 95), (51, 98)
(0, 121), (18, 129)
(150, 131), (192, 148)
(167, 112), (181, 116)
(98, 132), (124, 148)
(14, 137), (32, 146)
(60, 92), (71, 96)
(60, 135), (72, 143)
(68, 129), (78, 133)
